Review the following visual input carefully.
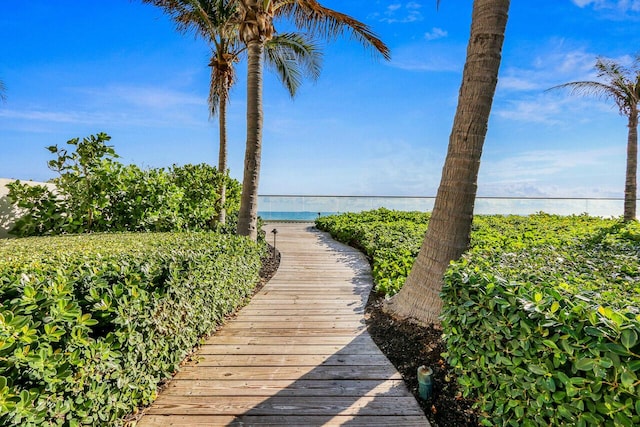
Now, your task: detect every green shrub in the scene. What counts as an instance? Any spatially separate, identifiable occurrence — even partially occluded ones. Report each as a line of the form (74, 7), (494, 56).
(0, 232), (263, 426)
(7, 133), (240, 236)
(317, 210), (639, 426)
(316, 208), (429, 295)
(442, 220), (640, 426)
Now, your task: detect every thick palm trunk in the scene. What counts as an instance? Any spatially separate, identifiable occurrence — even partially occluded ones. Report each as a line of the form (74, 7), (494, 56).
(624, 108), (638, 221)
(385, 0), (510, 325)
(217, 95), (227, 225)
(236, 40), (264, 240)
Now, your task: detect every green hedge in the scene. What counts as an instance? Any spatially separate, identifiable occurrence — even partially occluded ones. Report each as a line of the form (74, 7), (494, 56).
(442, 221), (640, 426)
(0, 232), (264, 426)
(315, 208), (429, 295)
(316, 210), (640, 426)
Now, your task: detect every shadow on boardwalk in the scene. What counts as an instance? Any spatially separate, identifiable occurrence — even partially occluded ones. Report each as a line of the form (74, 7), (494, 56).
(137, 224), (429, 427)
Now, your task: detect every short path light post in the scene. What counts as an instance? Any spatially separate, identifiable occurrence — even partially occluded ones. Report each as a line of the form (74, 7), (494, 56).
(417, 365), (433, 400)
(271, 228), (278, 257)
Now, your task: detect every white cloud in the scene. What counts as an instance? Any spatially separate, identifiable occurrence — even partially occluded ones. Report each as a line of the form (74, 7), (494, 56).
(390, 55), (459, 72)
(495, 91), (618, 124)
(0, 85), (208, 129)
(500, 42), (597, 93)
(77, 85), (204, 109)
(478, 147), (624, 198)
(389, 42), (464, 72)
(379, 2), (423, 23)
(493, 41), (631, 122)
(494, 98), (559, 124)
(486, 149), (606, 177)
(572, 0), (640, 12)
(424, 27), (448, 41)
(0, 109), (87, 124)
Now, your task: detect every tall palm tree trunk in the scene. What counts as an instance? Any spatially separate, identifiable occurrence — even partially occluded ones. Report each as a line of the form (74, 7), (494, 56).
(624, 108), (638, 221)
(217, 94), (228, 225)
(385, 0), (510, 325)
(237, 40), (264, 240)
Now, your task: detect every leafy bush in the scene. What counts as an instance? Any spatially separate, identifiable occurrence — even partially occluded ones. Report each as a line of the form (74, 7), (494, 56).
(316, 210), (640, 426)
(0, 232), (264, 426)
(442, 220), (639, 426)
(7, 133), (240, 236)
(316, 208), (429, 295)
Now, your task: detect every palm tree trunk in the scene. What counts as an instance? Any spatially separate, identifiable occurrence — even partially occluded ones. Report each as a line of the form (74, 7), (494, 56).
(236, 39), (264, 240)
(385, 0), (510, 325)
(218, 94), (227, 225)
(624, 108), (638, 221)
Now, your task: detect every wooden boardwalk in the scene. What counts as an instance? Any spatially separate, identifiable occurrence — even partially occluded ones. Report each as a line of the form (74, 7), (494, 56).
(137, 223), (429, 426)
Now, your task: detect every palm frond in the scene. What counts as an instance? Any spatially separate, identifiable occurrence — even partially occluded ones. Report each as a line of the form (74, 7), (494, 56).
(549, 80), (622, 100)
(275, 0), (390, 60)
(146, 0), (245, 120)
(548, 55), (640, 116)
(208, 47), (240, 117)
(207, 73), (220, 118)
(143, 0), (236, 42)
(264, 32), (322, 97)
(0, 79), (6, 102)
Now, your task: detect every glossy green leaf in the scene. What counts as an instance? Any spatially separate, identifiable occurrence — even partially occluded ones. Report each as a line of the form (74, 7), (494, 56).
(575, 358), (596, 371)
(620, 371), (637, 388)
(621, 329), (638, 349)
(528, 364), (547, 375)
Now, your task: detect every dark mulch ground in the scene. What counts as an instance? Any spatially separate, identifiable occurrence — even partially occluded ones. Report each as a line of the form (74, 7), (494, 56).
(365, 296), (479, 427)
(259, 242), (478, 427)
(258, 243), (280, 291)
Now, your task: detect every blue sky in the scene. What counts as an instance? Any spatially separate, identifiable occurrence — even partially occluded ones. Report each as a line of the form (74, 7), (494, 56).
(1, 0), (639, 198)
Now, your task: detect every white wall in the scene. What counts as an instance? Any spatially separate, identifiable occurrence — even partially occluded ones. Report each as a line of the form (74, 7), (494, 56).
(0, 178), (55, 238)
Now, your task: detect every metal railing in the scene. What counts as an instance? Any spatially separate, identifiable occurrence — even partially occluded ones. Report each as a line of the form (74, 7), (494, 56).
(258, 195), (638, 221)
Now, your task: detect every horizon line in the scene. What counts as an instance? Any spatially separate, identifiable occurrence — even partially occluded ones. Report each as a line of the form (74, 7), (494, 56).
(259, 194), (635, 201)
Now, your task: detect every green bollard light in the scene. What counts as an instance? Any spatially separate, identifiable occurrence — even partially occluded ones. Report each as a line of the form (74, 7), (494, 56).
(417, 365), (433, 400)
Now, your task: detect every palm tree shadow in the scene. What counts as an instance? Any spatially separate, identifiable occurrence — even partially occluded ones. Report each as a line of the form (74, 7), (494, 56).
(225, 225), (426, 426)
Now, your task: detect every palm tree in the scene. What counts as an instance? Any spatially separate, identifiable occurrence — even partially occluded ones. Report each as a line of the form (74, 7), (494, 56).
(144, 0), (321, 226)
(549, 56), (639, 222)
(384, 0), (511, 325)
(0, 79), (6, 102)
(235, 0), (390, 240)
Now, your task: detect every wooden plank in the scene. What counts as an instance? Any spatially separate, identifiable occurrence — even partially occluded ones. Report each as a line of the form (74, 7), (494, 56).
(197, 343), (382, 355)
(223, 321), (366, 330)
(138, 415), (429, 427)
(184, 353), (395, 367)
(236, 307), (366, 315)
(173, 365), (402, 381)
(228, 315), (365, 322)
(245, 299), (366, 305)
(162, 379), (410, 397)
(251, 292), (368, 297)
(212, 328), (366, 337)
(145, 395), (424, 416)
(204, 335), (369, 345)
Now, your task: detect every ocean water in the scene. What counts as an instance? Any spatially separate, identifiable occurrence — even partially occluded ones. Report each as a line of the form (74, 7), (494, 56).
(258, 196), (636, 221)
(259, 211), (336, 221)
